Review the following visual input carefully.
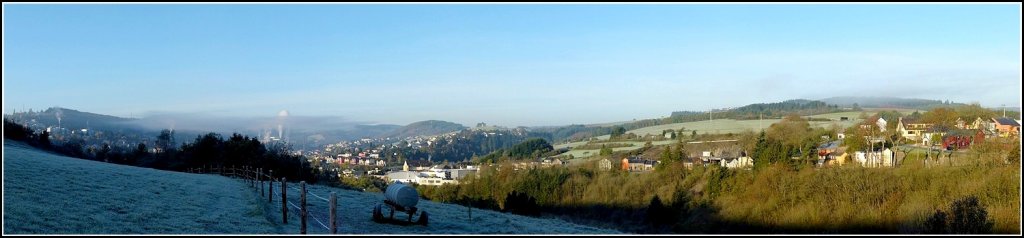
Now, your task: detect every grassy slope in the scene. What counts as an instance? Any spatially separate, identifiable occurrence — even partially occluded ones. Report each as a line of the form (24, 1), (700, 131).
(2, 140), (279, 234)
(2, 140), (616, 234)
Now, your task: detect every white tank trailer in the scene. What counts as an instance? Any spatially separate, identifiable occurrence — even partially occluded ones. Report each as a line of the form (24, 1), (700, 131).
(373, 182), (429, 226)
(384, 183), (419, 208)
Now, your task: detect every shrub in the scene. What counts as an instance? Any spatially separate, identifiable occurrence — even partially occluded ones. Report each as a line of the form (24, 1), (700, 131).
(923, 196), (995, 234)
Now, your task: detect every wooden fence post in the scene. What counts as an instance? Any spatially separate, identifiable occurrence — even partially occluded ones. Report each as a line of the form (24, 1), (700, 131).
(282, 177), (288, 224)
(330, 192), (337, 234)
(259, 168), (264, 197)
(300, 181), (307, 234)
(247, 166), (252, 186)
(268, 170), (274, 202)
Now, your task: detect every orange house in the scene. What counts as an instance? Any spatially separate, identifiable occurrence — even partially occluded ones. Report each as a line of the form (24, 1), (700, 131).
(621, 158), (629, 171)
(992, 118), (1020, 138)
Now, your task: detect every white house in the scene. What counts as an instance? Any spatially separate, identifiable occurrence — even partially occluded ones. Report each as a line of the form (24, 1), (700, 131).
(598, 158), (612, 171)
(876, 118), (888, 132)
(854, 148), (895, 168)
(721, 156), (753, 169)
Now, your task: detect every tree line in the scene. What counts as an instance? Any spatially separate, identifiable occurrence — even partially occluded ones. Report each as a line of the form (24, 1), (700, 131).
(3, 119), (316, 182)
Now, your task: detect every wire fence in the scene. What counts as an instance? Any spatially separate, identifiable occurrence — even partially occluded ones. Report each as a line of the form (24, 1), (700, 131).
(188, 166), (340, 234)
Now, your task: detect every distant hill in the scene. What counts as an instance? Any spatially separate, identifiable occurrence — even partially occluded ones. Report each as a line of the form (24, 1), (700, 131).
(540, 99), (843, 143)
(382, 120), (467, 139)
(669, 111), (702, 117)
(296, 124), (402, 145)
(820, 96), (966, 110)
(12, 107), (138, 132)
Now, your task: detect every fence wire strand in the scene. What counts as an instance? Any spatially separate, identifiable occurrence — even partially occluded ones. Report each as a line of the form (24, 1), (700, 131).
(247, 176), (337, 233)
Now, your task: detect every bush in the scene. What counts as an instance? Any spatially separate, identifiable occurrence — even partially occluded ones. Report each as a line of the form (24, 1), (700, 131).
(503, 191), (541, 217)
(923, 196), (995, 234)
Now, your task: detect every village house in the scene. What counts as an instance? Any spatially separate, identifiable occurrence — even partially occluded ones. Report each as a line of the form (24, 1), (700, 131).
(942, 129), (984, 150)
(682, 157), (698, 169)
(922, 126), (951, 147)
(817, 140), (846, 167)
(700, 151), (721, 166)
(721, 155), (753, 169)
(621, 156), (657, 172)
(992, 117), (1021, 138)
(540, 158), (565, 167)
(955, 117), (986, 130)
(598, 158), (612, 171)
(854, 148), (895, 168)
(896, 117), (934, 144)
(876, 117), (888, 132)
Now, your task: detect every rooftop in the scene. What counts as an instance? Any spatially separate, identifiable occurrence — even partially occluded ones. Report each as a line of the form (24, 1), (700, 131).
(994, 117), (1020, 127)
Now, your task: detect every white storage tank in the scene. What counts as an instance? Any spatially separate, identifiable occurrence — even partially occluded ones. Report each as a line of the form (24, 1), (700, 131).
(384, 182), (419, 208)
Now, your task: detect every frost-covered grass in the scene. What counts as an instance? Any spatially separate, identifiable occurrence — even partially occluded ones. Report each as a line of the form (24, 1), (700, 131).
(270, 181), (619, 234)
(3, 140), (617, 234)
(3, 140), (281, 234)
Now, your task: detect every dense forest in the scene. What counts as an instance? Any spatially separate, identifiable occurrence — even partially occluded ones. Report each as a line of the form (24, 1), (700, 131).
(385, 128), (555, 163)
(475, 138), (558, 163)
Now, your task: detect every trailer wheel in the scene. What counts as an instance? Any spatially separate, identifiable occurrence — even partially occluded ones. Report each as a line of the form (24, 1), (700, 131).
(417, 211), (429, 226)
(372, 204), (383, 222)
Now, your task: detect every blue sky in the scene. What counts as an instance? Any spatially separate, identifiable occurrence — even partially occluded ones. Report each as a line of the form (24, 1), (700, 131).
(3, 4), (1021, 127)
